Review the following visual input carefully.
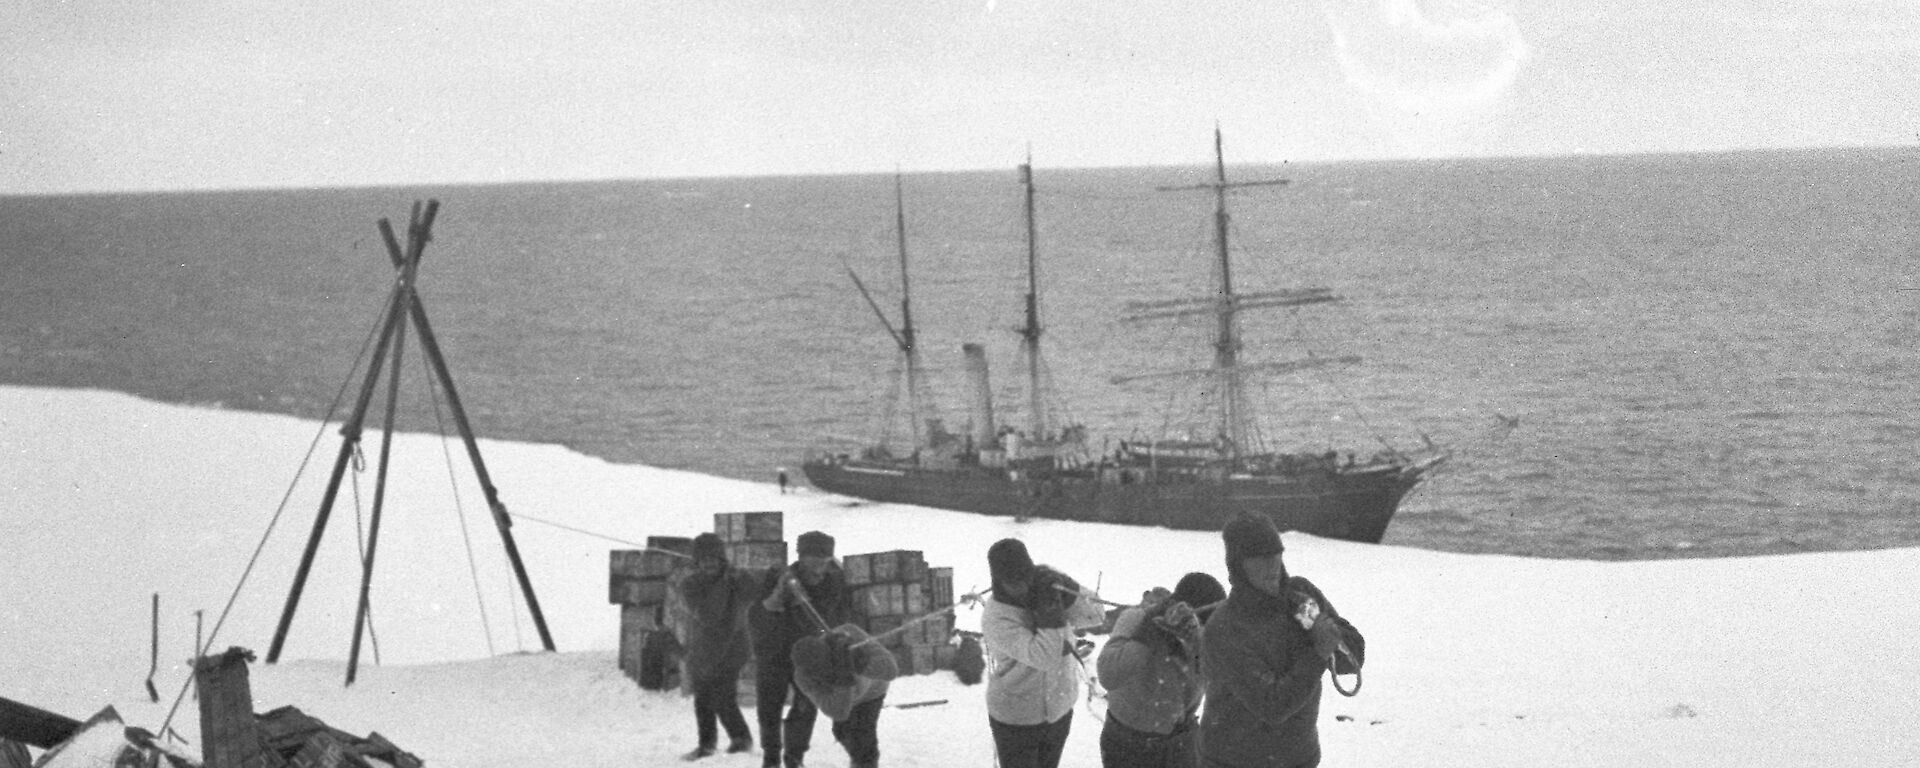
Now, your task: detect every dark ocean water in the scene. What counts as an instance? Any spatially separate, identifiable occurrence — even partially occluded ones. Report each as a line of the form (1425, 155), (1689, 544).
(6, 147), (1920, 560)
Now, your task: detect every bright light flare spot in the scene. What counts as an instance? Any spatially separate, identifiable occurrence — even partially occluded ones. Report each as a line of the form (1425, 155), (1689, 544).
(1320, 0), (1530, 113)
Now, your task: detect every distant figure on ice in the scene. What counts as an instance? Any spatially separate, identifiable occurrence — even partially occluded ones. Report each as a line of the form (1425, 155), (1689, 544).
(791, 624), (899, 768)
(981, 538), (1092, 768)
(750, 531), (853, 768)
(777, 467), (790, 494)
(1097, 571), (1225, 768)
(1200, 515), (1364, 768)
(675, 533), (760, 761)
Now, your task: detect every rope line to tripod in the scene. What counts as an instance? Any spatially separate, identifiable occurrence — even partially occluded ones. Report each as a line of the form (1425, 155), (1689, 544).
(347, 443), (382, 666)
(508, 511), (652, 547)
(159, 286), (396, 739)
(423, 350), (498, 656)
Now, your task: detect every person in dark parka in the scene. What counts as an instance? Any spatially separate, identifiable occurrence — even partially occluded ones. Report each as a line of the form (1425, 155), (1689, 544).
(749, 530), (853, 768)
(675, 532), (762, 761)
(1198, 515), (1359, 768)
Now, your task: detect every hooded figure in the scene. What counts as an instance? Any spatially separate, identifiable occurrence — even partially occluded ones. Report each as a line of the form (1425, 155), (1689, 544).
(674, 532), (762, 761)
(1198, 515), (1361, 768)
(1097, 571), (1226, 768)
(748, 530), (852, 768)
(981, 538), (1084, 768)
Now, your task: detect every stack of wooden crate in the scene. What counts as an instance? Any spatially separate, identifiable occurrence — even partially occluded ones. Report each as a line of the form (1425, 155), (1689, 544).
(610, 513), (971, 690)
(609, 535), (692, 690)
(844, 551), (957, 675)
(714, 511), (787, 572)
(712, 511), (785, 702)
(608, 512), (789, 694)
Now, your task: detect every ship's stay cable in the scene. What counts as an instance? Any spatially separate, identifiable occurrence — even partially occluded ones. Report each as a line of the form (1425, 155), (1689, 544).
(1220, 213), (1409, 456)
(422, 350), (500, 656)
(160, 287), (394, 740)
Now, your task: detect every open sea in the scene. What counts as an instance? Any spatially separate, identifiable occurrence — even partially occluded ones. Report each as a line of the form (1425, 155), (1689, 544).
(5, 147), (1919, 561)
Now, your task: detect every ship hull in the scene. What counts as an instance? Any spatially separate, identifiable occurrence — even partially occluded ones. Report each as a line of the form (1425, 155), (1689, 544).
(801, 459), (1420, 543)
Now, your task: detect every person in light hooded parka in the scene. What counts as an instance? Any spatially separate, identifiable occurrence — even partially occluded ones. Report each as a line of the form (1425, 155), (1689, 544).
(981, 538), (1092, 768)
(1198, 515), (1360, 768)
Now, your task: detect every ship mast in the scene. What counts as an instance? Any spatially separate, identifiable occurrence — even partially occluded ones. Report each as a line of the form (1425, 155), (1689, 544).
(1207, 129), (1250, 456)
(1018, 157), (1047, 439)
(1130, 127), (1295, 460)
(895, 172), (926, 449)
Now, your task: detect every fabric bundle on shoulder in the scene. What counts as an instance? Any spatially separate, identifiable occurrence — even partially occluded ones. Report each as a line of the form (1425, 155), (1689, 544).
(791, 624), (898, 722)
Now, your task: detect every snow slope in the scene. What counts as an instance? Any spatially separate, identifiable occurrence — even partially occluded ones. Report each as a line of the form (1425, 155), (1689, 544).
(5, 386), (1916, 766)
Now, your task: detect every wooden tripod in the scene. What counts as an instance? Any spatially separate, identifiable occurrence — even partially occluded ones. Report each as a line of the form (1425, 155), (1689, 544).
(264, 200), (555, 684)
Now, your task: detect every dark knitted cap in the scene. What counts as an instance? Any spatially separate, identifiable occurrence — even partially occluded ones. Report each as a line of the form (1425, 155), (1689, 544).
(691, 532), (727, 563)
(1222, 514), (1283, 563)
(987, 538), (1034, 585)
(797, 530), (835, 558)
(1171, 571), (1226, 613)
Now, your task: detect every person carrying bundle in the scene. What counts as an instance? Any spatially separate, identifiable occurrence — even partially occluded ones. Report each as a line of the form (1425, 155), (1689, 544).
(790, 624), (899, 768)
(1097, 571), (1227, 768)
(749, 530), (853, 768)
(1199, 515), (1364, 768)
(674, 533), (761, 761)
(980, 538), (1103, 768)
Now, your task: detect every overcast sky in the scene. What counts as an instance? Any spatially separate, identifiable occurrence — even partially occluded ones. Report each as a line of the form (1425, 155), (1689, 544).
(4, 0), (1917, 193)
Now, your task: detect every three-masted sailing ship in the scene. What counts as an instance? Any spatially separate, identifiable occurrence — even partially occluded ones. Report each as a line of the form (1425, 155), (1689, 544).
(803, 133), (1444, 542)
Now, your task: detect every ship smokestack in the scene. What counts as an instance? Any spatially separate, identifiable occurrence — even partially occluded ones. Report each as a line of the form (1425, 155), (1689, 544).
(963, 343), (996, 447)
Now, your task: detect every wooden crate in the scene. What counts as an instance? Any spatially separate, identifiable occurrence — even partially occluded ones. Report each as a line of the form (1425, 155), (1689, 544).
(861, 583), (908, 617)
(714, 511), (783, 543)
(868, 550), (925, 582)
(867, 615), (904, 642)
(843, 553), (873, 586)
(724, 540), (788, 571)
(910, 644), (939, 675)
(927, 567), (954, 608)
(897, 551), (928, 583)
(618, 603), (668, 683)
(905, 582), (928, 615)
(910, 613), (951, 645)
(934, 642), (958, 670)
(611, 549), (684, 579)
(610, 576), (671, 606)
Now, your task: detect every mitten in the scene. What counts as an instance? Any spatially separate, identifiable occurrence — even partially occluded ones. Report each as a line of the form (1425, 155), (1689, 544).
(1309, 617), (1343, 662)
(762, 567), (795, 610)
(1032, 566), (1080, 608)
(1032, 588), (1068, 629)
(1139, 587), (1172, 611)
(1153, 601), (1202, 647)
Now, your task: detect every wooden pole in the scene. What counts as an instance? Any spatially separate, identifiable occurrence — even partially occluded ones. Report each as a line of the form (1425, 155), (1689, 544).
(267, 201), (431, 665)
(345, 293), (407, 685)
(377, 211), (556, 652)
(265, 274), (408, 663)
(146, 593), (160, 702)
(345, 206), (429, 685)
